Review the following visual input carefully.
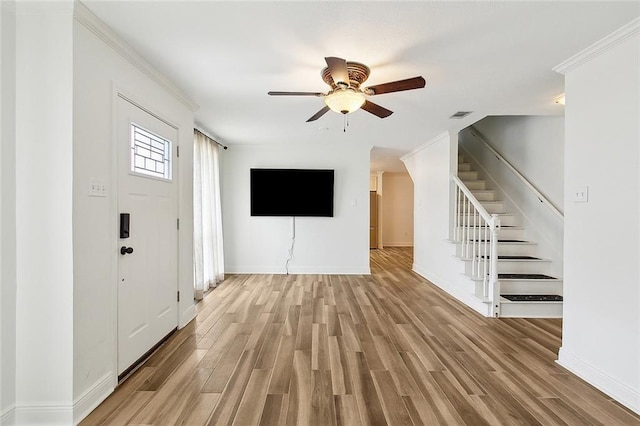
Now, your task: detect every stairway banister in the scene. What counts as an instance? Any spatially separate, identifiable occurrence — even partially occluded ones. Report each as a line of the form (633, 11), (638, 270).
(451, 174), (495, 225)
(468, 126), (564, 221)
(451, 173), (501, 317)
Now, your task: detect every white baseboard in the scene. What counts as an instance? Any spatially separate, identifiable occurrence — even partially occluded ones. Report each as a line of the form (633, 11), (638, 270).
(73, 372), (114, 425)
(412, 263), (491, 317)
(1, 375), (115, 426)
(13, 403), (73, 425)
(225, 266), (287, 274)
(557, 347), (640, 415)
(1, 404), (15, 425)
(288, 266), (370, 275)
(225, 266), (371, 275)
(381, 242), (414, 247)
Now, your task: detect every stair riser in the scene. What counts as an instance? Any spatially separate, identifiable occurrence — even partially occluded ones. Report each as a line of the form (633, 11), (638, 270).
(463, 261), (550, 276)
(471, 191), (497, 201)
(459, 163), (472, 172)
(500, 302), (563, 318)
(501, 280), (562, 294)
(458, 171), (478, 180)
(456, 228), (526, 240)
(455, 243), (537, 258)
(497, 244), (537, 257)
(463, 180), (486, 190)
(484, 204), (505, 214)
(457, 214), (518, 226)
(457, 202), (504, 214)
(498, 228), (526, 240)
(497, 261), (551, 275)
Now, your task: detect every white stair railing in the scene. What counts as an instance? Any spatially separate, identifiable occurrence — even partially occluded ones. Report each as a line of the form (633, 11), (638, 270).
(451, 174), (501, 317)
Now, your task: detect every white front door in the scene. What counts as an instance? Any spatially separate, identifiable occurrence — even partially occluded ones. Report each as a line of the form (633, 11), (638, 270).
(117, 95), (179, 375)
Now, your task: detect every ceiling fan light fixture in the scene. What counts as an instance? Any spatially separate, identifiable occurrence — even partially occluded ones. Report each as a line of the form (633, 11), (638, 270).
(324, 88), (366, 114)
(269, 56), (425, 121)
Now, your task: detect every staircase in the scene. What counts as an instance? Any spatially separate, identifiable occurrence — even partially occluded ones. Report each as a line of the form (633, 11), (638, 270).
(453, 155), (563, 318)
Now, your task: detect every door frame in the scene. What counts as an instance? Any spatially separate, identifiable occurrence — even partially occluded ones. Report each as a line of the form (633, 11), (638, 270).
(110, 85), (182, 384)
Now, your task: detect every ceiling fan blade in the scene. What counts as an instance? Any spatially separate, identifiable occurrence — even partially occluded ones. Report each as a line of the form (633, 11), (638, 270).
(361, 100), (393, 118)
(268, 91), (325, 96)
(365, 76), (426, 95)
(325, 57), (349, 86)
(306, 105), (330, 122)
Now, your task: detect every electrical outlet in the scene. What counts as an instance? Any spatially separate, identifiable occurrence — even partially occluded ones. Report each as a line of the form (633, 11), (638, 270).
(573, 186), (588, 203)
(89, 178), (108, 197)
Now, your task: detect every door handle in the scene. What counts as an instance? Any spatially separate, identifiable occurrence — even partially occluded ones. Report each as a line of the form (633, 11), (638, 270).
(120, 246), (134, 255)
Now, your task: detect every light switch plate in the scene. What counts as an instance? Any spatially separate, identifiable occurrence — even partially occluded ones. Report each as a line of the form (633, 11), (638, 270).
(573, 186), (588, 203)
(89, 178), (107, 197)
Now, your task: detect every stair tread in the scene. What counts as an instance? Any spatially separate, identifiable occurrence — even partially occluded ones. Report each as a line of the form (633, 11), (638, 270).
(456, 240), (536, 246)
(501, 294), (563, 302)
(483, 255), (545, 261)
(469, 239), (530, 243)
(457, 256), (545, 262)
(499, 273), (558, 280)
(459, 212), (512, 216)
(466, 273), (562, 283)
(462, 225), (523, 229)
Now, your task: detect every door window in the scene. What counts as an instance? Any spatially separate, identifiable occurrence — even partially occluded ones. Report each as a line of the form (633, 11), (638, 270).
(130, 123), (172, 180)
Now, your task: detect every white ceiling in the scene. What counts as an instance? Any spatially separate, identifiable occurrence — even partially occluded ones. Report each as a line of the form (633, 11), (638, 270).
(83, 1), (639, 173)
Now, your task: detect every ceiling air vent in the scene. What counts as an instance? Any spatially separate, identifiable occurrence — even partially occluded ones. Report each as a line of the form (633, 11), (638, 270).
(450, 111), (473, 119)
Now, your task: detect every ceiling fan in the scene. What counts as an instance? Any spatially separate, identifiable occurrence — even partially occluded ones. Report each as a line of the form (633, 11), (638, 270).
(268, 57), (426, 122)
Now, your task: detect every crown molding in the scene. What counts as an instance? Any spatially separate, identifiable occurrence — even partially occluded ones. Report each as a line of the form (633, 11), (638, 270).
(553, 17), (640, 75)
(73, 1), (199, 112)
(2, 0), (16, 13)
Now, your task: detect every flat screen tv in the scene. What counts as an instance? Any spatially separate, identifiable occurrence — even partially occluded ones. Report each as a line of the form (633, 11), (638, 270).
(250, 168), (334, 217)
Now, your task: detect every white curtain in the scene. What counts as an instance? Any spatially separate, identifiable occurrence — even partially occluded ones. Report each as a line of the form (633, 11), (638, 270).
(193, 129), (224, 299)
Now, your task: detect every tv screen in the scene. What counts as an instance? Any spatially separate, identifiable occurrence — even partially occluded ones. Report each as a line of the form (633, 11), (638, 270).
(250, 168), (334, 217)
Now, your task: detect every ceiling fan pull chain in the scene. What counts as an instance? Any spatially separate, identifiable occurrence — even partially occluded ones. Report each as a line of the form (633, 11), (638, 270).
(343, 114), (347, 133)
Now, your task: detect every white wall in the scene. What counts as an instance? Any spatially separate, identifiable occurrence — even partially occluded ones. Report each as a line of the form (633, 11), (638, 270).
(471, 116), (564, 208)
(402, 132), (490, 316)
(222, 142), (370, 274)
(0, 1), (17, 421)
(14, 2), (75, 423)
(72, 4), (196, 422)
(556, 21), (639, 414)
(459, 116), (565, 278)
(381, 173), (414, 247)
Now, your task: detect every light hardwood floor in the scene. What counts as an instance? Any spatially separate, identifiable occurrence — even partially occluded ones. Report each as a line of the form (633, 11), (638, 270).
(82, 247), (640, 425)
